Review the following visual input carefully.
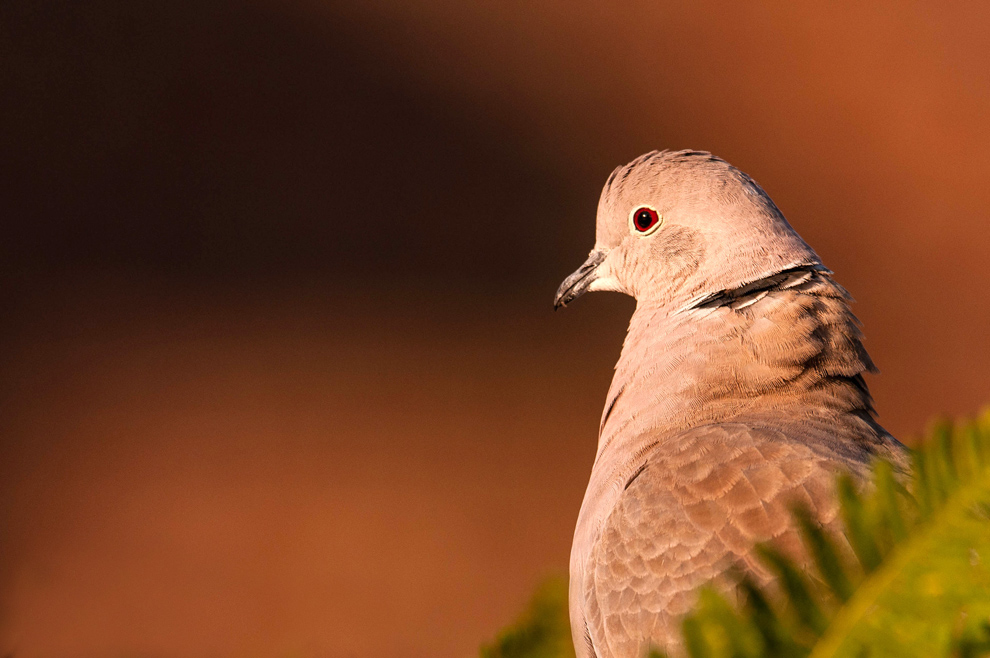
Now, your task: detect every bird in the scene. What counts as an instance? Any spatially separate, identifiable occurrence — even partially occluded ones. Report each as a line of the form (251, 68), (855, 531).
(553, 150), (907, 658)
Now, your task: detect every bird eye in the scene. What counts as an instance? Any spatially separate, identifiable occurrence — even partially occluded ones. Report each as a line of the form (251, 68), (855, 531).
(630, 206), (661, 235)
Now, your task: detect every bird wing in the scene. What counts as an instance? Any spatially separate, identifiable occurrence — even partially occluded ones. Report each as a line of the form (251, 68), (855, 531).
(580, 422), (857, 658)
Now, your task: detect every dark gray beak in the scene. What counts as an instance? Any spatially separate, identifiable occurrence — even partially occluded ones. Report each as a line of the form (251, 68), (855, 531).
(554, 249), (607, 309)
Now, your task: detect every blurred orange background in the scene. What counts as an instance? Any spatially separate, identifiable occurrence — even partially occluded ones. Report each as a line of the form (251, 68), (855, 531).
(1, 1), (989, 656)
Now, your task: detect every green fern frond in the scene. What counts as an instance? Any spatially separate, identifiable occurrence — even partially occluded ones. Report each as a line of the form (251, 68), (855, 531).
(480, 576), (575, 658)
(681, 408), (990, 658)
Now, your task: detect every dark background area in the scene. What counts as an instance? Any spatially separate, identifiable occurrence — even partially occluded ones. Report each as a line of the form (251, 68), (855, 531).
(1, 1), (989, 656)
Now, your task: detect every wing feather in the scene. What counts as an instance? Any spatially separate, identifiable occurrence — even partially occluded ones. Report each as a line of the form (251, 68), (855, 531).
(583, 423), (853, 657)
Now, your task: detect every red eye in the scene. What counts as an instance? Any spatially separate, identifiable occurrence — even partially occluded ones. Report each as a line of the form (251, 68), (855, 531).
(632, 207), (660, 233)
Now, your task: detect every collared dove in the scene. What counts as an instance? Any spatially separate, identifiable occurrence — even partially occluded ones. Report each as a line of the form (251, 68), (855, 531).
(554, 150), (907, 658)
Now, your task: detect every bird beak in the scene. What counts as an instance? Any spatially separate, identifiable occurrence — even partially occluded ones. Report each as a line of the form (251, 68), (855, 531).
(554, 249), (608, 309)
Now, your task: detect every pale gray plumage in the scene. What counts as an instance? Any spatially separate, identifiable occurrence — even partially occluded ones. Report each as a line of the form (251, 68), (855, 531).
(554, 150), (907, 658)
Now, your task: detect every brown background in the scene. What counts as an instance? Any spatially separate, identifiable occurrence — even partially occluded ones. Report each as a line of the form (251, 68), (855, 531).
(1, 1), (989, 656)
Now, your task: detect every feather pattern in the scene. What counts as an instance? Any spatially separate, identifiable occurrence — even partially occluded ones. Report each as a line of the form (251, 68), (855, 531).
(562, 151), (907, 658)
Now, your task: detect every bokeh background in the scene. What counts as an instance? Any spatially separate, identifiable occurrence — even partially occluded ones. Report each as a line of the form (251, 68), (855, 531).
(2, 1), (989, 656)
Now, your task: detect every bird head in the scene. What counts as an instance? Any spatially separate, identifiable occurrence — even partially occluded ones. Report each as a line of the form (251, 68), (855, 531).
(554, 150), (821, 310)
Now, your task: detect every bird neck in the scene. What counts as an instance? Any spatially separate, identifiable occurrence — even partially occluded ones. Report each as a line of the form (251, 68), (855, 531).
(595, 269), (880, 468)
